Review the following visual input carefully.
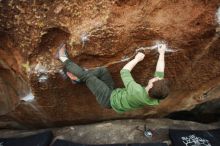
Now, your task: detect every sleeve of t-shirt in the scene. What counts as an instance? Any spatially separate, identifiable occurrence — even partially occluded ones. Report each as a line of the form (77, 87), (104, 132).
(120, 69), (136, 88)
(154, 71), (164, 79)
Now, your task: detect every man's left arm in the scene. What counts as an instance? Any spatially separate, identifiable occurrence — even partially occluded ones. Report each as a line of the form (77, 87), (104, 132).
(121, 52), (145, 88)
(123, 52), (145, 71)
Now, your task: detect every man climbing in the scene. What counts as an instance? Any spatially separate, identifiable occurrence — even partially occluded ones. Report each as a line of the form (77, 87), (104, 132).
(56, 43), (169, 113)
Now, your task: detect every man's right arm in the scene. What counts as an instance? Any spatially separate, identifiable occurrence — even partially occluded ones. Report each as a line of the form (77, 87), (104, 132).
(155, 44), (166, 78)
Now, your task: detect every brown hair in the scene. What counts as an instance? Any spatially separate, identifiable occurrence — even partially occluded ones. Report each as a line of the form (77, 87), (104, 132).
(148, 79), (169, 100)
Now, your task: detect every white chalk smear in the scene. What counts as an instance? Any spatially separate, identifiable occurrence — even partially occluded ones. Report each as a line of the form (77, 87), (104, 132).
(34, 63), (48, 73)
(38, 74), (48, 83)
(217, 7), (220, 24)
(81, 33), (89, 43)
(21, 92), (35, 102)
(59, 69), (68, 80)
(81, 32), (90, 47)
(155, 41), (177, 52)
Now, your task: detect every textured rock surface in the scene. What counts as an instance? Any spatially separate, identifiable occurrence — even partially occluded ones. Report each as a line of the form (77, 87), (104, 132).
(0, 0), (220, 128)
(0, 119), (219, 145)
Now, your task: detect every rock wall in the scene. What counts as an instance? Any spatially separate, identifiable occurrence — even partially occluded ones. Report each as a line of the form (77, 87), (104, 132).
(0, 0), (220, 128)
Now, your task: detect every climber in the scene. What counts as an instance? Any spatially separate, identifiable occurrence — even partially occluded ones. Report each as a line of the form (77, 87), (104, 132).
(56, 43), (169, 113)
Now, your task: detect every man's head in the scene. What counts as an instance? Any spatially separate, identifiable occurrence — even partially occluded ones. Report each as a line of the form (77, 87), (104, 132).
(145, 77), (169, 100)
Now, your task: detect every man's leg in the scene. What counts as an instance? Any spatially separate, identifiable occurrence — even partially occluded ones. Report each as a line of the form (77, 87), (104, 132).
(88, 67), (115, 90)
(85, 76), (112, 108)
(57, 44), (112, 108)
(64, 59), (90, 82)
(64, 60), (112, 108)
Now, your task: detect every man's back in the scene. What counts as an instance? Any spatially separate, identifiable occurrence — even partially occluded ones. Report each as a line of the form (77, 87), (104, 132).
(110, 69), (159, 113)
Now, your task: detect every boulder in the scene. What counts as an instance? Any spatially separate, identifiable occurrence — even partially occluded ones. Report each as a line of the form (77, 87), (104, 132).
(0, 0), (219, 128)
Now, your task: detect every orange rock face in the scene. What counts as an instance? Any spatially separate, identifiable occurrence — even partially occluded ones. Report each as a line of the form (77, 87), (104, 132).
(0, 0), (220, 128)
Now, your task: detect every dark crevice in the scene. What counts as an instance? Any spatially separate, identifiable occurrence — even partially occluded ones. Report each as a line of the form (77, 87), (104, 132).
(29, 27), (70, 61)
(166, 98), (220, 123)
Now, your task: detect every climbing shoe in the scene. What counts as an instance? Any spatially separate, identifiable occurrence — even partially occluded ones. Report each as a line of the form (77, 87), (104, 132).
(71, 78), (82, 84)
(55, 42), (68, 60)
(66, 71), (82, 84)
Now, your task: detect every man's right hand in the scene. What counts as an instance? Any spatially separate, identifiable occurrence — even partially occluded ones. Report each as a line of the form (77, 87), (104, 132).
(135, 52), (145, 62)
(158, 44), (166, 54)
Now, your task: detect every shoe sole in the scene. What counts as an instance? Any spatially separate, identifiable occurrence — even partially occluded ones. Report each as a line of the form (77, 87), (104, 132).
(55, 42), (66, 59)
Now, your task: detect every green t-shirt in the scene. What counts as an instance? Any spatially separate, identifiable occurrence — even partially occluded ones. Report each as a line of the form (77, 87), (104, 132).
(110, 69), (164, 113)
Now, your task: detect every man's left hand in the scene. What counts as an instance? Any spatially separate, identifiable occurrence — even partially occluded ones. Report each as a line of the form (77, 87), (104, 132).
(135, 52), (145, 62)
